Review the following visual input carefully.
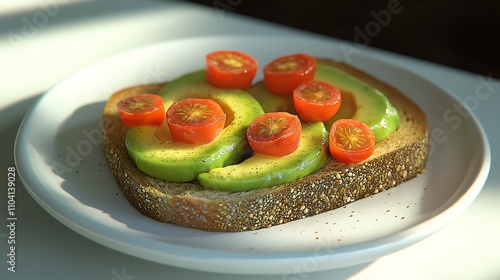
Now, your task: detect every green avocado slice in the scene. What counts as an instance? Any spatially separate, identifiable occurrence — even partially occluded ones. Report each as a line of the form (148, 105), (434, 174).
(125, 70), (264, 182)
(248, 62), (400, 142)
(198, 121), (328, 192)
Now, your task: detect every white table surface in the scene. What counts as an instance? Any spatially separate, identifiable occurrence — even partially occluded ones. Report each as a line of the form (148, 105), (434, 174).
(1, 1), (499, 279)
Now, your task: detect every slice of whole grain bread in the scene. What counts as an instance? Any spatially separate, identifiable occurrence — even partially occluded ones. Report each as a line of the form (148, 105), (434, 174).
(101, 59), (429, 232)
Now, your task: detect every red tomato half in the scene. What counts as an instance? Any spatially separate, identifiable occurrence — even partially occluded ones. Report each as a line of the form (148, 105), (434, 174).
(117, 94), (165, 127)
(329, 119), (375, 163)
(246, 112), (301, 157)
(293, 80), (342, 121)
(206, 50), (258, 90)
(166, 98), (226, 145)
(263, 53), (316, 95)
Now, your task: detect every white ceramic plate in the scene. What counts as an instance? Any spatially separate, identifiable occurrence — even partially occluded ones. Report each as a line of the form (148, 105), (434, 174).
(14, 35), (490, 275)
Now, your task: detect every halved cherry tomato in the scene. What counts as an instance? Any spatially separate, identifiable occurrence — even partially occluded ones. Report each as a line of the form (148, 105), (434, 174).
(329, 119), (375, 163)
(293, 80), (342, 121)
(263, 53), (316, 95)
(206, 50), (258, 90)
(246, 112), (301, 157)
(166, 98), (226, 145)
(117, 94), (165, 127)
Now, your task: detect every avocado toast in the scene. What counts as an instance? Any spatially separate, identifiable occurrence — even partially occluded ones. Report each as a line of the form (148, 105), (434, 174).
(102, 58), (429, 232)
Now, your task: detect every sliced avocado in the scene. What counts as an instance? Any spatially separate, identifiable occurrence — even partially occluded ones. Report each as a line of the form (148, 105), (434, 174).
(198, 121), (328, 192)
(247, 62), (400, 141)
(125, 70), (264, 182)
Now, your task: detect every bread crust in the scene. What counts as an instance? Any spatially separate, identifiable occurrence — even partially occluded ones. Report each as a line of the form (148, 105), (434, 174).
(102, 59), (429, 232)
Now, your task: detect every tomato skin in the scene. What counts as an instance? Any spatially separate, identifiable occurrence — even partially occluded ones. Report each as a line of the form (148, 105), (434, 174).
(293, 80), (342, 122)
(117, 94), (165, 127)
(166, 98), (226, 145)
(206, 50), (258, 90)
(246, 112), (301, 157)
(263, 53), (316, 95)
(329, 119), (375, 163)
